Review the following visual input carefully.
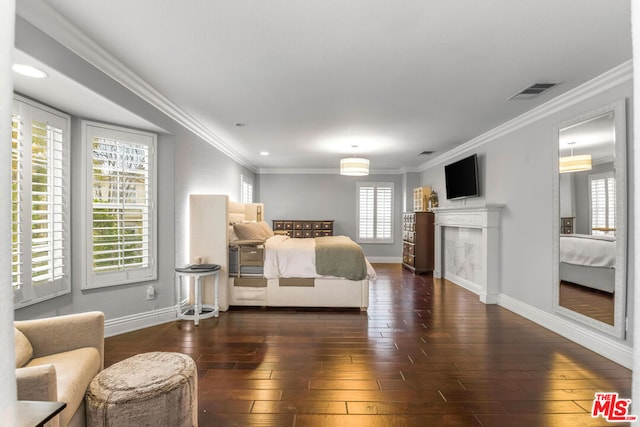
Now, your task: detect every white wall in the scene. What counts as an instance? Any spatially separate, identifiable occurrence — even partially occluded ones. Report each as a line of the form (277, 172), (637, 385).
(420, 72), (634, 359)
(259, 173), (403, 260)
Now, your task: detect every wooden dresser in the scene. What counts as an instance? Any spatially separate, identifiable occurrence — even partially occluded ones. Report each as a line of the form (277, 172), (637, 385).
(272, 220), (334, 238)
(402, 212), (434, 274)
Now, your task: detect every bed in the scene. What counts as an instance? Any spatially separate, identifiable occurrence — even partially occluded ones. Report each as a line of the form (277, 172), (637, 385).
(189, 194), (375, 311)
(559, 234), (615, 293)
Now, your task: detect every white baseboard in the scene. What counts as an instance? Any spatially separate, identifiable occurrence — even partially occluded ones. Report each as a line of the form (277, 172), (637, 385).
(498, 294), (633, 369)
(104, 306), (177, 338)
(444, 273), (482, 296)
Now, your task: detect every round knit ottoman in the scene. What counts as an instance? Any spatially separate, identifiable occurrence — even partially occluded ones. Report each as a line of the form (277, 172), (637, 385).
(86, 352), (197, 427)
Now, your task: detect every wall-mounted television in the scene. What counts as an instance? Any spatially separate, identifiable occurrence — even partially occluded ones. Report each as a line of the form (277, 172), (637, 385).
(444, 154), (479, 200)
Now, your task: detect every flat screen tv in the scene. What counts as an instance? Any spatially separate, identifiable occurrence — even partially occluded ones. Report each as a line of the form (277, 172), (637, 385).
(444, 154), (479, 200)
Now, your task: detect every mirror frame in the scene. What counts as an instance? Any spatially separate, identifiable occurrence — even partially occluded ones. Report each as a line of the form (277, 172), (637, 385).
(552, 99), (627, 338)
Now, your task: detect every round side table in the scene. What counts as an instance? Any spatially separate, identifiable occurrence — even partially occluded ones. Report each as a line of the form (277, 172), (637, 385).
(175, 264), (221, 325)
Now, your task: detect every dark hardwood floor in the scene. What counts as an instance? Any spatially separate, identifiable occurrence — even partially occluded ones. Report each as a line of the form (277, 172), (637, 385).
(104, 264), (632, 426)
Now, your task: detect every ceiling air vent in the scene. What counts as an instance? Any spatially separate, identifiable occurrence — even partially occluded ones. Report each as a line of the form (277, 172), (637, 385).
(509, 82), (557, 100)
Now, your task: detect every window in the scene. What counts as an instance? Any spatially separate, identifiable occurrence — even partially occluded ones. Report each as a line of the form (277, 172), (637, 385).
(82, 122), (157, 289)
(590, 171), (616, 235)
(12, 96), (71, 308)
(357, 182), (394, 243)
(241, 174), (253, 203)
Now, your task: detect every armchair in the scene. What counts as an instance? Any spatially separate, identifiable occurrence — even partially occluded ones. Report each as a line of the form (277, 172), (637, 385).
(14, 311), (105, 427)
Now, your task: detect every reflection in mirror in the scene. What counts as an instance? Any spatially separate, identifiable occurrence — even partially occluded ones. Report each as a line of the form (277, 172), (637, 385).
(553, 100), (627, 338)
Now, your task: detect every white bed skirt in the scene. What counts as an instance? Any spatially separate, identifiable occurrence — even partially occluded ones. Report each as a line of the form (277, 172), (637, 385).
(229, 277), (370, 310)
(559, 262), (615, 293)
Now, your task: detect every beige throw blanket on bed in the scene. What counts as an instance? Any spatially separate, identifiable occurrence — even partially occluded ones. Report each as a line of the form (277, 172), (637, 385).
(314, 236), (368, 281)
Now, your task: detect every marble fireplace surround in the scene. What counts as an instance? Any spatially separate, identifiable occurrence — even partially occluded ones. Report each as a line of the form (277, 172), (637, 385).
(432, 204), (504, 304)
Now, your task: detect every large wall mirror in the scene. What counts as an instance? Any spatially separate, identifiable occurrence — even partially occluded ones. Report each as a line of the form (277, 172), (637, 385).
(552, 99), (627, 338)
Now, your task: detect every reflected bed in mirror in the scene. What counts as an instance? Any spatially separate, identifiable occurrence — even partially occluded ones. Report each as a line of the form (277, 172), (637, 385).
(553, 99), (627, 338)
(559, 233), (615, 325)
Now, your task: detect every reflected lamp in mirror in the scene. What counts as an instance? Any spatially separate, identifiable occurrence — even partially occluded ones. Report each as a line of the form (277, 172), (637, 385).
(340, 157), (369, 176)
(559, 141), (592, 173)
(559, 154), (592, 173)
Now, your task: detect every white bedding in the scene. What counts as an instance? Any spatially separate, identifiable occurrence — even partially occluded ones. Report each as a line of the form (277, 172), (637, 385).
(263, 235), (377, 280)
(560, 234), (615, 268)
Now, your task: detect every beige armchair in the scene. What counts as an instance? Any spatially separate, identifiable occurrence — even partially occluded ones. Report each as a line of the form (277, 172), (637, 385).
(14, 311), (105, 427)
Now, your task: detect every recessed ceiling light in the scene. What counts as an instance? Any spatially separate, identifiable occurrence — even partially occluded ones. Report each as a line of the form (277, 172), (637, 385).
(260, 151), (269, 156)
(12, 64), (48, 78)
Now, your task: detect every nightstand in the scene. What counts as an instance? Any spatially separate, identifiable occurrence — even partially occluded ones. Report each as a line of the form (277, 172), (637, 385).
(175, 264), (220, 325)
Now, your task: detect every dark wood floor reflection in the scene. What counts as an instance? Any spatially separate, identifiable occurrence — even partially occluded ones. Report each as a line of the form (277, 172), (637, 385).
(105, 264), (631, 427)
(559, 280), (615, 325)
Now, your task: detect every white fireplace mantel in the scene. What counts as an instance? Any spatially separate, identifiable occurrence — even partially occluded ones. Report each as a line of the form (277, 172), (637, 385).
(432, 204), (504, 304)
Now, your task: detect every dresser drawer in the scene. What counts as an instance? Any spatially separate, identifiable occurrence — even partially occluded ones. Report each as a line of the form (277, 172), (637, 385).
(403, 242), (415, 255)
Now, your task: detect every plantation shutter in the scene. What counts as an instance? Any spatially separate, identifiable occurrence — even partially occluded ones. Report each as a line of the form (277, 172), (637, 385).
(12, 96), (71, 308)
(590, 172), (615, 235)
(357, 182), (394, 243)
(375, 185), (393, 240)
(241, 174), (253, 203)
(84, 123), (157, 288)
(11, 114), (23, 292)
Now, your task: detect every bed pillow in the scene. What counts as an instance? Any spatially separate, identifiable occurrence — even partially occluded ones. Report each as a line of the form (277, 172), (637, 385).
(234, 222), (269, 240)
(258, 221), (275, 238)
(228, 225), (239, 242)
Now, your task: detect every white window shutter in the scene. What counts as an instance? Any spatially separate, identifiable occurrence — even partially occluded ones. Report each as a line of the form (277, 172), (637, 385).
(12, 96), (71, 308)
(83, 122), (157, 289)
(357, 182), (394, 244)
(590, 172), (615, 235)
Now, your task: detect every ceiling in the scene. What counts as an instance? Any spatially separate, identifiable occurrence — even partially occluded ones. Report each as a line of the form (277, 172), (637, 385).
(14, 0), (632, 173)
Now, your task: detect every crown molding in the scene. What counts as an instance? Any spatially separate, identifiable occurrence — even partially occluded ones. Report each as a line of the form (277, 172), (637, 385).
(258, 167), (403, 175)
(418, 60), (633, 171)
(259, 168), (337, 175)
(16, 0), (257, 172)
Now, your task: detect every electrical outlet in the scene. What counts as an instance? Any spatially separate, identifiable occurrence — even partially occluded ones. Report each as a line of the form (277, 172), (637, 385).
(146, 285), (155, 300)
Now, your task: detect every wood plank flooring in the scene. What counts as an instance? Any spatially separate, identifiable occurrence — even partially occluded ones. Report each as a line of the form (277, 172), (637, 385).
(104, 264), (632, 426)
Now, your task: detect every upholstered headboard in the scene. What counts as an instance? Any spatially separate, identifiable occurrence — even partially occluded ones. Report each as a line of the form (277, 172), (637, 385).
(228, 201), (263, 224)
(189, 195), (265, 311)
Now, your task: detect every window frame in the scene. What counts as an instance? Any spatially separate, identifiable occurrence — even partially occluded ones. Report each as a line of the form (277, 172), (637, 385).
(356, 181), (394, 244)
(12, 95), (71, 308)
(81, 121), (158, 289)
